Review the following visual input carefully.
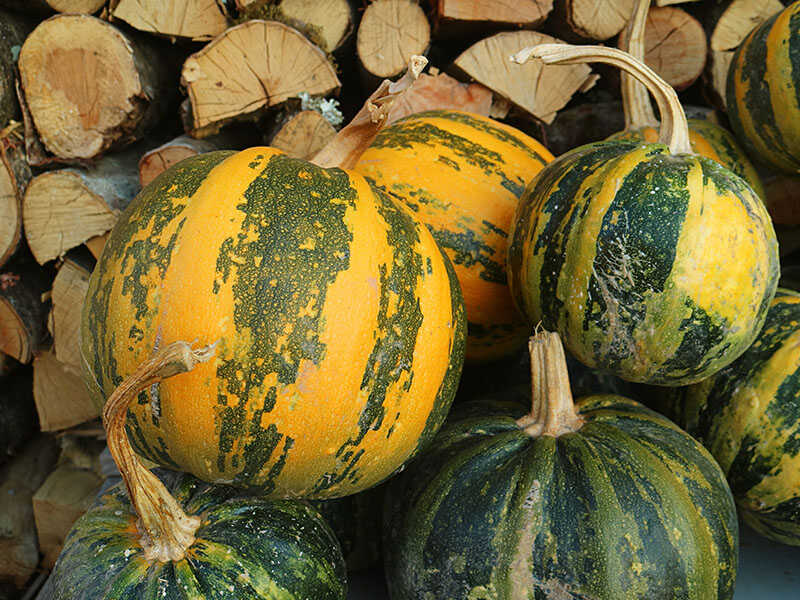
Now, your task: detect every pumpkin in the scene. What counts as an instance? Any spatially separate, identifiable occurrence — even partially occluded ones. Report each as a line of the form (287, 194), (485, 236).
(52, 342), (347, 600)
(508, 44), (779, 385)
(354, 110), (554, 363)
(610, 0), (765, 198)
(727, 2), (800, 173)
(384, 331), (739, 599)
(80, 70), (466, 499)
(662, 289), (800, 546)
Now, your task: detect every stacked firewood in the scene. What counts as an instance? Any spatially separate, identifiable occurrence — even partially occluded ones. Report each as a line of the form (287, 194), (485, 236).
(0, 0), (796, 597)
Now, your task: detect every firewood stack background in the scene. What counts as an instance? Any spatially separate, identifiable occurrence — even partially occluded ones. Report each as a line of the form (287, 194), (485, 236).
(0, 0), (798, 598)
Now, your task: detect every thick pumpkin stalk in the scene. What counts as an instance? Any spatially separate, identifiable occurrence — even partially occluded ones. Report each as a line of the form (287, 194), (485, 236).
(517, 330), (584, 437)
(103, 341), (217, 562)
(512, 44), (693, 155)
(620, 0), (659, 130)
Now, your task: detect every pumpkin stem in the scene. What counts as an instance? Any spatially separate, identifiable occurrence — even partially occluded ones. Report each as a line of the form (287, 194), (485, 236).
(511, 44), (692, 155)
(103, 340), (217, 563)
(620, 0), (659, 130)
(516, 330), (584, 437)
(311, 55), (428, 169)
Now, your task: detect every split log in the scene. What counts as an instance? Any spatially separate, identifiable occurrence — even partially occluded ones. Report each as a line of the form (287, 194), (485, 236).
(547, 0), (635, 42)
(655, 0), (699, 4)
(706, 50), (735, 110)
(0, 366), (37, 461)
(182, 20), (340, 137)
(33, 350), (99, 432)
(0, 11), (32, 128)
(0, 0), (106, 14)
(387, 70), (493, 124)
(266, 110), (337, 160)
(618, 5), (706, 90)
(50, 250), (94, 372)
(33, 464), (102, 569)
(274, 0), (355, 53)
(18, 15), (174, 160)
(434, 0), (553, 37)
(452, 31), (596, 124)
(23, 146), (139, 264)
(138, 134), (241, 187)
(356, 0), (430, 82)
(111, 0), (228, 41)
(84, 233), (109, 260)
(0, 255), (51, 364)
(0, 435), (58, 588)
(0, 128), (31, 270)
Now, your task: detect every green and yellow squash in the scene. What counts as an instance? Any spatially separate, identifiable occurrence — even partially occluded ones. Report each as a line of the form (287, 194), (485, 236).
(354, 110), (554, 363)
(81, 114), (466, 497)
(662, 289), (800, 546)
(727, 2), (800, 173)
(52, 342), (347, 600)
(508, 44), (779, 385)
(384, 331), (739, 599)
(611, 0), (765, 198)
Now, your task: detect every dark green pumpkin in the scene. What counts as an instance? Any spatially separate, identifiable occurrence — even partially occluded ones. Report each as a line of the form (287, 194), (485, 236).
(384, 333), (739, 599)
(51, 471), (347, 599)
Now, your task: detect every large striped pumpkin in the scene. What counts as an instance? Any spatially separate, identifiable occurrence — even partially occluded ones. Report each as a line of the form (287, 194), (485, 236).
(727, 2), (800, 173)
(664, 290), (800, 546)
(354, 110), (554, 363)
(81, 147), (466, 499)
(508, 44), (779, 385)
(384, 332), (739, 599)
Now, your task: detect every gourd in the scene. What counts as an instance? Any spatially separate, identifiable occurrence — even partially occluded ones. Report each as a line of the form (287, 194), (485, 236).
(80, 59), (467, 499)
(610, 0), (765, 199)
(51, 341), (347, 599)
(354, 110), (554, 363)
(507, 44), (779, 385)
(727, 1), (800, 173)
(665, 289), (800, 546)
(384, 330), (739, 599)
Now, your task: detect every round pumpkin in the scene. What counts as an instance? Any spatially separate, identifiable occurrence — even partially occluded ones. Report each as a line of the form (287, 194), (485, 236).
(354, 110), (554, 363)
(384, 331), (739, 599)
(665, 289), (800, 545)
(81, 148), (466, 499)
(508, 44), (779, 385)
(727, 2), (800, 173)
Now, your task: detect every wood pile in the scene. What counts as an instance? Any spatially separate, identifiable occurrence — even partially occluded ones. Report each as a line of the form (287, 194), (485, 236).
(0, 0), (795, 597)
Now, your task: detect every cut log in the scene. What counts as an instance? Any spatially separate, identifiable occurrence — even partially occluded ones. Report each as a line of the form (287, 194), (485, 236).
(138, 134), (236, 187)
(111, 0), (228, 41)
(57, 435), (105, 476)
(50, 250), (94, 372)
(618, 5), (706, 90)
(0, 0), (106, 14)
(0, 435), (58, 588)
(18, 15), (174, 160)
(33, 464), (102, 569)
(0, 255), (51, 364)
(0, 127), (31, 270)
(434, 0), (553, 37)
(266, 110), (337, 160)
(33, 350), (99, 432)
(452, 31), (596, 124)
(84, 233), (109, 260)
(0, 366), (37, 461)
(707, 0), (784, 52)
(356, 0), (430, 81)
(706, 49), (734, 110)
(182, 20), (340, 137)
(655, 0), (699, 4)
(0, 11), (32, 128)
(387, 70), (493, 124)
(278, 0), (354, 53)
(23, 146), (139, 264)
(547, 0), (636, 42)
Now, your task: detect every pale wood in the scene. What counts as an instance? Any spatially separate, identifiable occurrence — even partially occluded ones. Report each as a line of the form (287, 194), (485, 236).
(435, 0), (552, 36)
(709, 0), (784, 52)
(269, 110), (337, 160)
(182, 20), (340, 136)
(18, 15), (171, 159)
(357, 0), (430, 79)
(139, 135), (221, 187)
(112, 0), (228, 41)
(0, 0), (106, 13)
(280, 0), (353, 53)
(654, 0), (699, 4)
(707, 49), (734, 110)
(0, 130), (30, 270)
(50, 253), (93, 372)
(0, 435), (58, 587)
(387, 71), (493, 124)
(454, 31), (595, 124)
(34, 350), (99, 431)
(549, 0), (636, 41)
(23, 148), (139, 264)
(85, 232), (110, 260)
(33, 464), (102, 569)
(0, 257), (50, 364)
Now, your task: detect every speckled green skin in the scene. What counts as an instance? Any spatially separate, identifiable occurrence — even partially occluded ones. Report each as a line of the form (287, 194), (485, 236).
(51, 472), (347, 599)
(384, 398), (739, 600)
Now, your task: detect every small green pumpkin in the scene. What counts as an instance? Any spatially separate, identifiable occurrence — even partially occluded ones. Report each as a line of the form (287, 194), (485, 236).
(508, 44), (778, 385)
(384, 331), (739, 599)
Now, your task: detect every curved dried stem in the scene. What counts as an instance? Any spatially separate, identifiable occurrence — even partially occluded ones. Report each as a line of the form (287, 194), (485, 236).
(620, 0), (659, 129)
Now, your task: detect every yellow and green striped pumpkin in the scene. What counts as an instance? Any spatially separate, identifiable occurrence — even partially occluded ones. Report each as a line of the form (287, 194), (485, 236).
(80, 148), (466, 499)
(664, 289), (800, 545)
(354, 110), (554, 363)
(507, 139), (779, 385)
(727, 2), (800, 173)
(51, 472), (347, 599)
